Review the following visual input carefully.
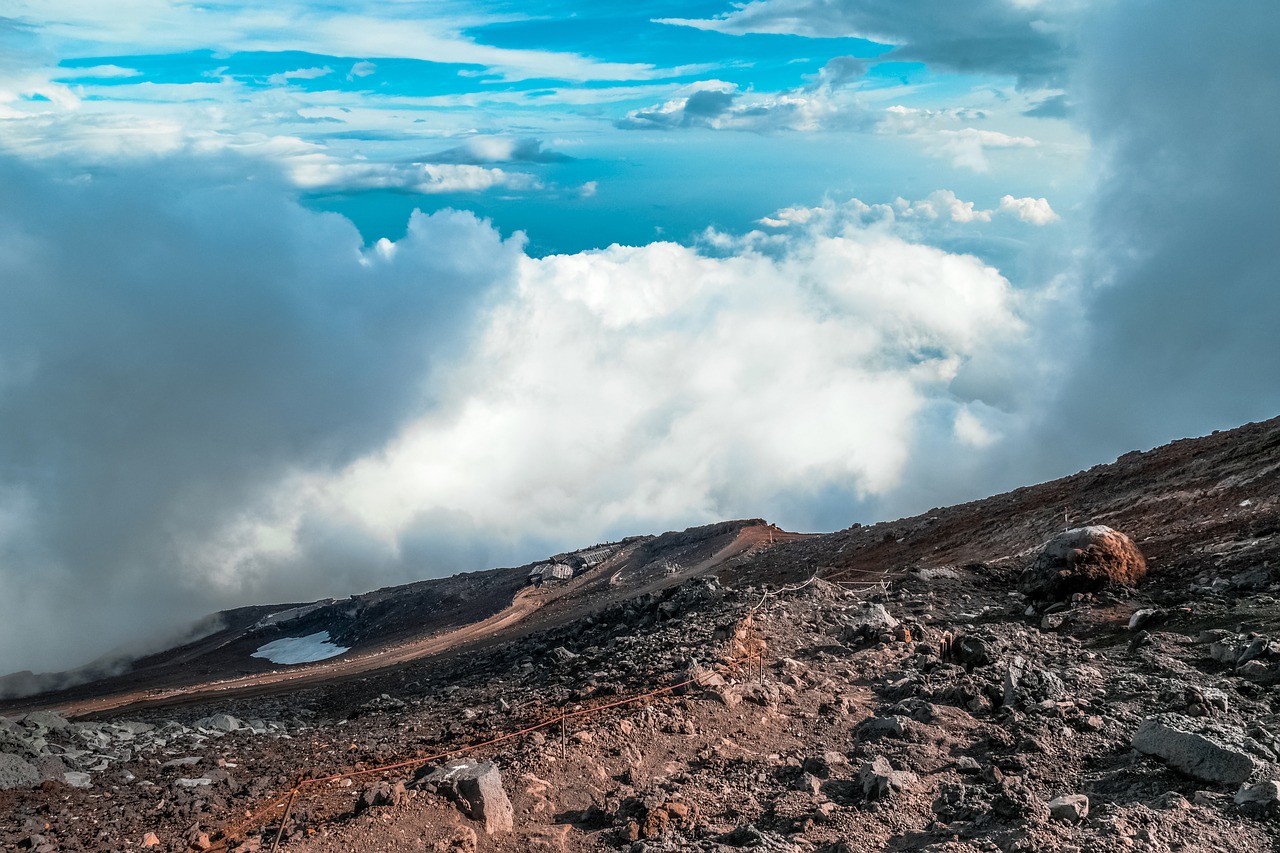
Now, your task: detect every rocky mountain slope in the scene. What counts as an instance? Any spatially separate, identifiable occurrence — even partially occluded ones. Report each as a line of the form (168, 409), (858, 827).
(2, 416), (1279, 852)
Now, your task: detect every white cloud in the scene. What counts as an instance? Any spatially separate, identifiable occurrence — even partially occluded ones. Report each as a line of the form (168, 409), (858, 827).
(954, 406), (997, 448)
(906, 189), (993, 223)
(16, 3), (675, 83)
(617, 58), (874, 133)
(999, 194), (1059, 224)
(348, 60), (376, 79)
(267, 65), (332, 86)
(51, 63), (141, 79)
(757, 190), (1060, 231)
(222, 220), (1036, 579)
(288, 155), (543, 194)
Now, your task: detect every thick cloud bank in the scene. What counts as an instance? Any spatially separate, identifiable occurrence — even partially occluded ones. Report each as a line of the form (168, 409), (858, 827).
(0, 159), (1044, 679)
(0, 158), (523, 677)
(1043, 0), (1280, 458)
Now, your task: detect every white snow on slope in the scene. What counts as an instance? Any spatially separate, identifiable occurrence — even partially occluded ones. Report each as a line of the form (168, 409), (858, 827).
(251, 631), (348, 665)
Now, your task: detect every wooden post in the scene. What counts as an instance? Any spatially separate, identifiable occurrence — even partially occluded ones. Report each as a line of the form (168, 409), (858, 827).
(269, 782), (302, 853)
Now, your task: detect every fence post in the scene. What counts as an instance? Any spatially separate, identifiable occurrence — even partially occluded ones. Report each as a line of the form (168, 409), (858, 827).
(269, 780), (302, 853)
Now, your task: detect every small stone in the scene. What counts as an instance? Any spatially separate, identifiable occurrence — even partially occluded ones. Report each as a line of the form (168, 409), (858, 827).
(857, 715), (908, 739)
(1041, 612), (1068, 631)
(1234, 780), (1280, 807)
(796, 772), (822, 795)
(1128, 609), (1162, 631)
(1048, 794), (1090, 822)
(194, 713), (242, 733)
(142, 832), (161, 848)
(1238, 660), (1277, 684)
(62, 771), (92, 788)
(1150, 791), (1191, 810)
(857, 756), (916, 801)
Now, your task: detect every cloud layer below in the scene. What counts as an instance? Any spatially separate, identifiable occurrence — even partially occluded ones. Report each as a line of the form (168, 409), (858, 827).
(0, 156), (1054, 677)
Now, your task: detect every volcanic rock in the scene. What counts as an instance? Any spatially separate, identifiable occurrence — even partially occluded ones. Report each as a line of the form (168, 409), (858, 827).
(1019, 525), (1147, 600)
(1047, 794), (1089, 822)
(418, 761), (514, 834)
(0, 753), (39, 790)
(1132, 715), (1256, 785)
(857, 755), (916, 800)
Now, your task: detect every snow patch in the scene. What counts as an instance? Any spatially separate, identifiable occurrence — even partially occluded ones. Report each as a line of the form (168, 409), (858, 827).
(251, 631), (348, 665)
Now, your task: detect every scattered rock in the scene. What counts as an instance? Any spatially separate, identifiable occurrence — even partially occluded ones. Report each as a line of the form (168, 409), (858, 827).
(839, 603), (899, 644)
(0, 753), (39, 790)
(857, 756), (916, 801)
(1235, 780), (1280, 807)
(356, 780), (406, 814)
(194, 713), (243, 733)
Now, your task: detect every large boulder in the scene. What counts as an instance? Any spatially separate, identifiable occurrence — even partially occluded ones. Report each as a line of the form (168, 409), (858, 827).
(1019, 526), (1147, 600)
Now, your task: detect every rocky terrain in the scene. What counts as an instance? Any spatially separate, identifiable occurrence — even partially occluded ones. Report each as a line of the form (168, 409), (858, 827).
(2, 416), (1279, 852)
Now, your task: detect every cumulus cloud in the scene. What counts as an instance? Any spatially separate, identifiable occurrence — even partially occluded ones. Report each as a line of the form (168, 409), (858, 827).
(194, 216), (1046, 617)
(999, 194), (1059, 225)
(0, 155), (524, 677)
(289, 155), (544, 194)
(660, 0), (1084, 88)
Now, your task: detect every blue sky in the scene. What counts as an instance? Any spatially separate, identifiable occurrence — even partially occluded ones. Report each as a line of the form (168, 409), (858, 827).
(5, 0), (1086, 252)
(2, 1), (1278, 678)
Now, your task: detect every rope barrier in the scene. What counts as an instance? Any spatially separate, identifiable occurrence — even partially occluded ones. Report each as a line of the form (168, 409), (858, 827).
(206, 673), (703, 850)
